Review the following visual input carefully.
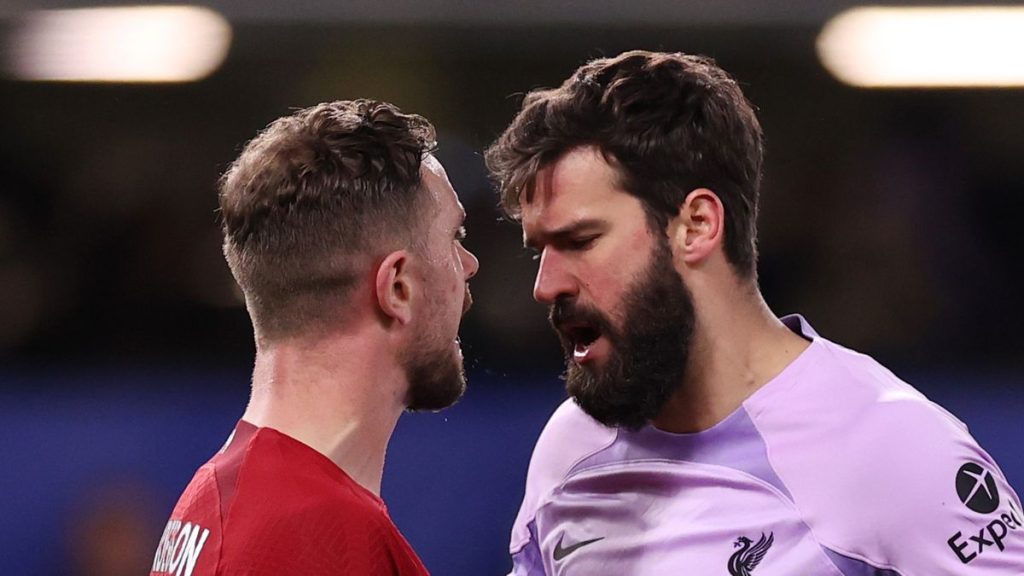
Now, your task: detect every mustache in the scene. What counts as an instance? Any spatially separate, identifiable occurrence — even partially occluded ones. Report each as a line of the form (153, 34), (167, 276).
(548, 298), (613, 335)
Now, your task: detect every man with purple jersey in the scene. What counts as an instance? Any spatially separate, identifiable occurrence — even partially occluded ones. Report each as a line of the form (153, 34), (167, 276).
(485, 50), (1023, 575)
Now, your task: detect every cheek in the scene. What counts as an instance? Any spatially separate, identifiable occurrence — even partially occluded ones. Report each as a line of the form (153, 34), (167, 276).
(445, 250), (463, 289)
(586, 237), (651, 308)
(588, 278), (629, 321)
(433, 252), (464, 306)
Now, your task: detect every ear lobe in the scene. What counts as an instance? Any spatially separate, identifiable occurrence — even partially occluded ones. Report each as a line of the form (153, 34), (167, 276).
(677, 188), (725, 265)
(375, 250), (414, 325)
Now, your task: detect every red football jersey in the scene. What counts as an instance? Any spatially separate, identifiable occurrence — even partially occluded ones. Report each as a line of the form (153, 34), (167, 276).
(150, 421), (430, 576)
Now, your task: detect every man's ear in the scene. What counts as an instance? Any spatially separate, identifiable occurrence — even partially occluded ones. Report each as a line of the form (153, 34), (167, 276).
(375, 250), (414, 325)
(671, 187), (725, 266)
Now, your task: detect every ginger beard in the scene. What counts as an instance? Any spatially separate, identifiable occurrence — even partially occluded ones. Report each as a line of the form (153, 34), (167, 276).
(403, 284), (472, 412)
(550, 236), (695, 429)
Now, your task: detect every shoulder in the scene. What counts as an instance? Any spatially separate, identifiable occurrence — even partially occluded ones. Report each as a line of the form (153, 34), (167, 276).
(529, 399), (619, 483)
(172, 461), (223, 517)
(218, 430), (408, 571)
(752, 337), (1024, 571)
(510, 399), (617, 553)
(750, 335), (970, 455)
(759, 333), (971, 486)
(231, 428), (389, 524)
(151, 464), (222, 576)
(220, 498), (406, 575)
(219, 496), (416, 576)
(824, 374), (1024, 571)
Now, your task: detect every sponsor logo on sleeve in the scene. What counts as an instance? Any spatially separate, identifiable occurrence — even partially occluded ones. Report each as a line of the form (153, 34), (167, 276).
(728, 532), (773, 576)
(947, 462), (1022, 564)
(151, 519), (210, 576)
(956, 462), (1000, 514)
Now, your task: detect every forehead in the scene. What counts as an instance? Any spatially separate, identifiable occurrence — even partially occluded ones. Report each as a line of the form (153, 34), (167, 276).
(421, 154), (464, 218)
(521, 146), (640, 240)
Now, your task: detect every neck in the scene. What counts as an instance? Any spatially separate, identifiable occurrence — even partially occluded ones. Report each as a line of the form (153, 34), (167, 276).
(652, 274), (810, 434)
(241, 329), (407, 496)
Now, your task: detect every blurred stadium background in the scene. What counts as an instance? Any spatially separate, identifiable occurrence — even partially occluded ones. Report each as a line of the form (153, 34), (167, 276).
(1, 1), (1022, 574)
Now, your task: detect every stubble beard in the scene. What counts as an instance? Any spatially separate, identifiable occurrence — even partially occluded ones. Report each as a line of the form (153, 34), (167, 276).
(553, 237), (695, 429)
(403, 332), (466, 411)
(403, 288), (470, 412)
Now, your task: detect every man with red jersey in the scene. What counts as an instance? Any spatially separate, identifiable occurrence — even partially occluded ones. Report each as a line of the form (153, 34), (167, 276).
(150, 100), (478, 576)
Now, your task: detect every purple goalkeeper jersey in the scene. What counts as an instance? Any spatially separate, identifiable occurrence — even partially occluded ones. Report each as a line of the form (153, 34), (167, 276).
(510, 316), (1024, 575)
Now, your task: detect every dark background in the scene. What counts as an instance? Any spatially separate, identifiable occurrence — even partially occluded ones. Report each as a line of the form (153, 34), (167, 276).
(1, 2), (1021, 574)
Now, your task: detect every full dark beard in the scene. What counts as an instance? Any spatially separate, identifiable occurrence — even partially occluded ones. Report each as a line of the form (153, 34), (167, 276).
(403, 337), (467, 412)
(552, 238), (695, 429)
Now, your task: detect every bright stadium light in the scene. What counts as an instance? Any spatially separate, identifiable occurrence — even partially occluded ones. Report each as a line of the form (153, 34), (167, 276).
(7, 5), (232, 83)
(817, 6), (1024, 88)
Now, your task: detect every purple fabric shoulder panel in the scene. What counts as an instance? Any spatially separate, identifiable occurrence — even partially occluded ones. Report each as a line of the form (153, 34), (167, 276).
(568, 406), (793, 500)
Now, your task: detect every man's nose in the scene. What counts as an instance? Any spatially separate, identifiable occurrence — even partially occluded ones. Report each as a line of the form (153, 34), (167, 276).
(533, 249), (577, 305)
(461, 245), (479, 280)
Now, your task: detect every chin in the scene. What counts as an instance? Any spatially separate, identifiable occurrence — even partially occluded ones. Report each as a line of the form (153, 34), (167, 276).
(403, 341), (467, 412)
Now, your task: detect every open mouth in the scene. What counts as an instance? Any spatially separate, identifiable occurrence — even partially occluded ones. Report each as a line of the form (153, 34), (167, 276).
(560, 322), (603, 362)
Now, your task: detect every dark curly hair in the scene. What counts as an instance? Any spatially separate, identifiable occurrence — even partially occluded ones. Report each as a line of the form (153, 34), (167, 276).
(485, 50), (763, 278)
(220, 99), (437, 338)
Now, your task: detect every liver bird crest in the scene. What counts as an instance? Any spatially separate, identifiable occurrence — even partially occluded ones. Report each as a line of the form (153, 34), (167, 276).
(728, 532), (774, 576)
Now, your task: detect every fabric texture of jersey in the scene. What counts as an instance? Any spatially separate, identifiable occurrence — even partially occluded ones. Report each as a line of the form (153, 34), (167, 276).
(509, 315), (1024, 575)
(151, 420), (429, 576)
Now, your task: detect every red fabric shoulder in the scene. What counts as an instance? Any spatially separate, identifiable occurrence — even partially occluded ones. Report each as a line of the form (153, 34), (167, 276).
(152, 422), (429, 576)
(217, 425), (430, 576)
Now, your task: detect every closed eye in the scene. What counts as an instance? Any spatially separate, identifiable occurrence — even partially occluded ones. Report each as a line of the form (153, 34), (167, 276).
(565, 235), (598, 251)
(527, 235), (598, 261)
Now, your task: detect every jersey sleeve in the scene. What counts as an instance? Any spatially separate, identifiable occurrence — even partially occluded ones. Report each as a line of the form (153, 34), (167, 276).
(882, 410), (1023, 574)
(150, 464), (222, 576)
(811, 391), (1024, 575)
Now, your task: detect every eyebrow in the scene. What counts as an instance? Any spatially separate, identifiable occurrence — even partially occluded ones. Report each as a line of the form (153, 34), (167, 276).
(524, 218), (606, 250)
